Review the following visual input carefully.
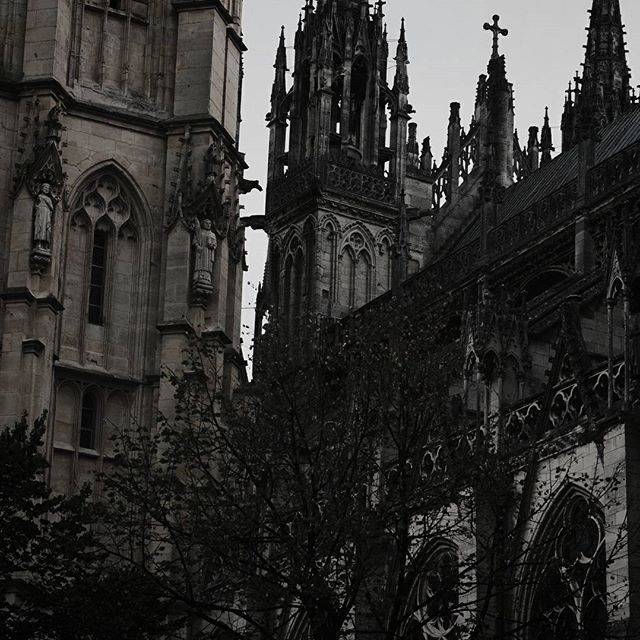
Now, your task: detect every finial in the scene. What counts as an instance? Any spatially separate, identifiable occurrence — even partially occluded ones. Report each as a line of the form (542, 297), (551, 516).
(399, 17), (406, 43)
(483, 14), (508, 60)
(274, 26), (287, 70)
(376, 0), (385, 17)
(541, 106), (554, 166)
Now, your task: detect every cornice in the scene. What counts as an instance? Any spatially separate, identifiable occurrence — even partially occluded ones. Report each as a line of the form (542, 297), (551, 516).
(0, 288), (64, 312)
(54, 361), (143, 388)
(0, 79), (248, 167)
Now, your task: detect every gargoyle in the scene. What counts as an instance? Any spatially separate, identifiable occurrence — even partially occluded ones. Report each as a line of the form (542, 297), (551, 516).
(238, 178), (263, 195)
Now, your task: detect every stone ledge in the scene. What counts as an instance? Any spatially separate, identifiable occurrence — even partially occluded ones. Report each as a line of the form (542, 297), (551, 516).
(54, 360), (142, 388)
(0, 288), (64, 312)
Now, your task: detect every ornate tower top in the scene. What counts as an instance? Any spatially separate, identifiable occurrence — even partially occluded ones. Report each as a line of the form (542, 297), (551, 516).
(563, 0), (632, 145)
(583, 0), (630, 120)
(265, 0), (411, 204)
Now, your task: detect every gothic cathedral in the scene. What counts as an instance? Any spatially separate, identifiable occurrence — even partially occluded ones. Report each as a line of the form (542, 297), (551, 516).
(256, 0), (640, 636)
(0, 0), (250, 494)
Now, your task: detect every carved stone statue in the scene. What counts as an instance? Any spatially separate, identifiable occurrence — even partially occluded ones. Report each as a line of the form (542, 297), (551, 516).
(33, 182), (54, 252)
(192, 218), (217, 291)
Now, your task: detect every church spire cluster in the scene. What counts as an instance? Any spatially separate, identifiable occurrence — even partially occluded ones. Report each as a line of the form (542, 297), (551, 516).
(265, 0), (409, 182)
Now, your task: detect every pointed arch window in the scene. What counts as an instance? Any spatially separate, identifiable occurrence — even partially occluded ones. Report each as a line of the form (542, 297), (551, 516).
(528, 494), (607, 640)
(79, 391), (98, 449)
(403, 546), (462, 640)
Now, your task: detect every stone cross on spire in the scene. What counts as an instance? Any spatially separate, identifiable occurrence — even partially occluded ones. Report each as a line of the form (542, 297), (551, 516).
(483, 14), (508, 59)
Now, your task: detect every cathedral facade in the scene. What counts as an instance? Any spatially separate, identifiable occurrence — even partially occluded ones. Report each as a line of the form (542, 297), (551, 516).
(0, 0), (250, 495)
(256, 0), (640, 636)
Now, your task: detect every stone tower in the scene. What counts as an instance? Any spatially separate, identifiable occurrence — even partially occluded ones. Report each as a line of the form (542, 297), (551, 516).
(0, 0), (250, 494)
(254, 0), (430, 340)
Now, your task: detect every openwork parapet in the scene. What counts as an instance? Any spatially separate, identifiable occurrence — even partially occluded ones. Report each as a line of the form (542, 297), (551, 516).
(326, 161), (395, 204)
(505, 359), (625, 444)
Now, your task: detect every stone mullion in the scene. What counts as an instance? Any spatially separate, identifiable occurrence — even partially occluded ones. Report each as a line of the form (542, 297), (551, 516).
(121, 1), (133, 94)
(143, 0), (155, 99)
(98, 1), (110, 88)
(67, 0), (85, 87)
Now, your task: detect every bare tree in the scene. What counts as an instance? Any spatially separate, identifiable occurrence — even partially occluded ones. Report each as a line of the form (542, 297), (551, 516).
(98, 297), (633, 640)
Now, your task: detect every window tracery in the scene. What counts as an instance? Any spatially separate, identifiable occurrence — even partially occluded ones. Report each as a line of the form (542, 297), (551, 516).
(406, 548), (462, 640)
(62, 169), (143, 374)
(529, 494), (607, 640)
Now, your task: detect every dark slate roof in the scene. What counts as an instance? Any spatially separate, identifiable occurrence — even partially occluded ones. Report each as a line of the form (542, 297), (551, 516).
(444, 105), (640, 254)
(497, 147), (578, 224)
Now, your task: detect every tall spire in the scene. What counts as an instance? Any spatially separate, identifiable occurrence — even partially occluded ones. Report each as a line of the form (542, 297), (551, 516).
(393, 18), (409, 95)
(267, 27), (289, 181)
(270, 26), (288, 109)
(576, 0), (631, 140)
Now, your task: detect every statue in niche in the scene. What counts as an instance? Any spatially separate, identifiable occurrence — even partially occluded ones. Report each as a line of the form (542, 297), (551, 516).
(33, 182), (54, 252)
(191, 218), (217, 305)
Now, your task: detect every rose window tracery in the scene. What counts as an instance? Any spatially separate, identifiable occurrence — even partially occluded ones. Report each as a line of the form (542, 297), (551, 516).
(530, 495), (607, 640)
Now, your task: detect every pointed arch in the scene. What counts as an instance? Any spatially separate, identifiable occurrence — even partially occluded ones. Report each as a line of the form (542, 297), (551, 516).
(339, 221), (377, 258)
(340, 245), (357, 309)
(281, 227), (304, 262)
(518, 484), (607, 640)
(320, 216), (340, 305)
(399, 540), (461, 640)
(319, 213), (342, 236)
(60, 163), (152, 377)
(66, 160), (153, 233)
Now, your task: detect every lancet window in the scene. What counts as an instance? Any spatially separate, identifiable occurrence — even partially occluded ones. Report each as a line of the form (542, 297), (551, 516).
(282, 237), (305, 335)
(61, 169), (144, 376)
(340, 231), (373, 310)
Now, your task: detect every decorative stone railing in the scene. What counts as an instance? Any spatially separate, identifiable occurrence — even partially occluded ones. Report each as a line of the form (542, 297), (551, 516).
(326, 161), (395, 204)
(267, 159), (396, 213)
(504, 359), (625, 444)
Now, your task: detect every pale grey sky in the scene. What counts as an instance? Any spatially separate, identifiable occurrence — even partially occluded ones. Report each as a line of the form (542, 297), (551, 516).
(239, 0), (640, 359)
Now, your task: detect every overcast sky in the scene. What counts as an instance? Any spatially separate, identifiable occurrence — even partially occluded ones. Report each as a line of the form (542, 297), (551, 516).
(238, 0), (640, 361)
